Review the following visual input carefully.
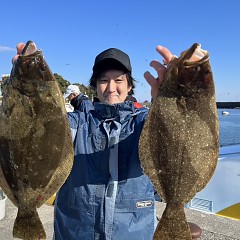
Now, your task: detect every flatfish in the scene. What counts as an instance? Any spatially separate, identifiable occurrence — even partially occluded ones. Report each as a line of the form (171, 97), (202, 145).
(0, 41), (74, 240)
(139, 43), (219, 239)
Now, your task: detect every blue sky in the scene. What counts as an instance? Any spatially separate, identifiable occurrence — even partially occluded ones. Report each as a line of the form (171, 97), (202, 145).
(1, 1), (240, 102)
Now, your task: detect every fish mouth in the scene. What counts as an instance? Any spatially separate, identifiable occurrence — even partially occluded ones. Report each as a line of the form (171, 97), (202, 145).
(183, 43), (209, 68)
(14, 40), (43, 71)
(21, 41), (37, 56)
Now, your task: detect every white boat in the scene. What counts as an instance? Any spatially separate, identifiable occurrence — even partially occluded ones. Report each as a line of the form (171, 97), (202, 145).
(222, 111), (230, 115)
(186, 144), (240, 220)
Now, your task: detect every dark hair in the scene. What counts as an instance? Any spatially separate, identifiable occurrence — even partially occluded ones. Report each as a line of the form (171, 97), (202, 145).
(89, 69), (136, 94)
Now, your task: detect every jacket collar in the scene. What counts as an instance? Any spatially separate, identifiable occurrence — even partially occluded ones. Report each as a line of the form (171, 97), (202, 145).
(94, 101), (137, 121)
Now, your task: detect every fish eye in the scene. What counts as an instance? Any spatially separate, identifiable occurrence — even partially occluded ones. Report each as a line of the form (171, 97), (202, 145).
(27, 60), (35, 69)
(195, 66), (201, 72)
(40, 64), (47, 71)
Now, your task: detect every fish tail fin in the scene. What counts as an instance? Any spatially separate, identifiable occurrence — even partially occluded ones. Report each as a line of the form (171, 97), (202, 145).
(13, 207), (46, 240)
(154, 203), (191, 240)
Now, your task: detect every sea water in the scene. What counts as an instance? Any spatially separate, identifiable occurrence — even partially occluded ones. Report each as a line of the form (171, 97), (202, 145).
(218, 108), (240, 146)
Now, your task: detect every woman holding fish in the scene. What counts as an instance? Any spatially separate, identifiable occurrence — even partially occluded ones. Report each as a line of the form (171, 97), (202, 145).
(11, 43), (172, 240)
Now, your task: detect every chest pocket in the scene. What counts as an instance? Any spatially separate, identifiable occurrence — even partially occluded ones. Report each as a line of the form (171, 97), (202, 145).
(78, 118), (107, 153)
(88, 132), (107, 152)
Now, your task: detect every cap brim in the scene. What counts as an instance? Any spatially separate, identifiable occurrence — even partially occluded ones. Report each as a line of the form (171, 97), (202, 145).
(64, 93), (70, 99)
(64, 90), (71, 99)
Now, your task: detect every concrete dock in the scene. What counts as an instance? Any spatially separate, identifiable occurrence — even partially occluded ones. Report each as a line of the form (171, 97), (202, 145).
(0, 199), (240, 239)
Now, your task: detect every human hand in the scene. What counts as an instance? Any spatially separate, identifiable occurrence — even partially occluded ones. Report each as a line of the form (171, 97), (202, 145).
(144, 45), (174, 99)
(12, 42), (25, 64)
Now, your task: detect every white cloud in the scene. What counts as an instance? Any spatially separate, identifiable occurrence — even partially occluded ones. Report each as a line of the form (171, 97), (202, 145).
(0, 46), (15, 52)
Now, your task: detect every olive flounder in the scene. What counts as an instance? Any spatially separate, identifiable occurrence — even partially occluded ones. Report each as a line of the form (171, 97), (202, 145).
(139, 43), (219, 239)
(0, 41), (74, 240)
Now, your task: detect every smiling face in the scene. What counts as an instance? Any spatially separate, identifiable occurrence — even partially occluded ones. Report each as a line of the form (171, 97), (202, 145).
(96, 69), (132, 105)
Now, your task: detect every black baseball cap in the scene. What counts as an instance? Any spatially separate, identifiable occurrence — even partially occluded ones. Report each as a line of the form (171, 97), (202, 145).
(93, 48), (132, 74)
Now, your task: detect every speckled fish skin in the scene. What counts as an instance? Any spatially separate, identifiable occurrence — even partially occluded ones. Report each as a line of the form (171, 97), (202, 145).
(139, 43), (219, 240)
(0, 41), (74, 240)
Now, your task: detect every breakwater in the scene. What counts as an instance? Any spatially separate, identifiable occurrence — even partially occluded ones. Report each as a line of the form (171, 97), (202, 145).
(217, 102), (240, 109)
(142, 102), (240, 109)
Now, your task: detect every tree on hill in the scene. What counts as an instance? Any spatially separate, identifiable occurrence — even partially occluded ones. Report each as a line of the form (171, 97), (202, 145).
(54, 73), (71, 94)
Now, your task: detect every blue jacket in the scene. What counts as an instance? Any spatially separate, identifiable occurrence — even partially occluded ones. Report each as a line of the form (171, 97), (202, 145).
(54, 100), (156, 240)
